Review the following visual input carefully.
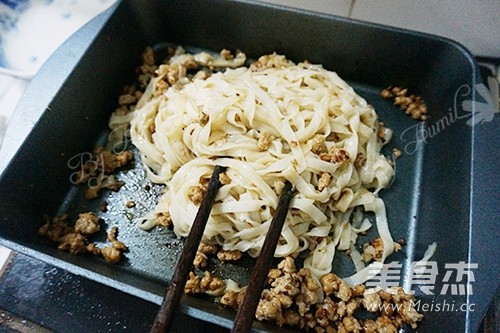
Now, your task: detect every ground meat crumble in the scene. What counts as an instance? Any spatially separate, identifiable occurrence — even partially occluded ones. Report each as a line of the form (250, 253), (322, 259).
(194, 242), (220, 268)
(154, 212), (172, 228)
(257, 131), (274, 151)
(311, 135), (327, 155)
(380, 86), (428, 121)
(250, 53), (293, 71)
(219, 172), (231, 185)
(187, 257), (423, 332)
(317, 172), (332, 191)
(39, 213), (127, 263)
(320, 147), (350, 164)
(74, 212), (100, 235)
(187, 184), (206, 205)
(362, 238), (402, 264)
(217, 249), (242, 262)
(71, 146), (134, 200)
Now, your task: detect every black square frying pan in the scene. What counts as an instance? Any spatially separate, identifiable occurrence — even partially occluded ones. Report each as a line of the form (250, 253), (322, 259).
(0, 1), (498, 332)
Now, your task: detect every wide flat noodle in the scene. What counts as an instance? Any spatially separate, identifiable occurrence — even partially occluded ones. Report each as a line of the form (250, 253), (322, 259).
(114, 51), (396, 281)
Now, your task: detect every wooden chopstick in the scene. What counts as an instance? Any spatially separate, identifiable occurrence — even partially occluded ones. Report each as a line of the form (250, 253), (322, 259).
(150, 165), (227, 333)
(231, 181), (295, 333)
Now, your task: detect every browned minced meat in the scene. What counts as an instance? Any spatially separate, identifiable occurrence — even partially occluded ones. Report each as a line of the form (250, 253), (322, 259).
(57, 233), (87, 254)
(158, 64), (181, 85)
(380, 86), (428, 121)
(217, 249), (242, 262)
(153, 52), (199, 95)
(299, 268), (324, 315)
(38, 214), (72, 242)
(362, 291), (382, 313)
(185, 271), (225, 296)
(98, 227), (128, 263)
(257, 132), (274, 151)
(220, 49), (233, 60)
(108, 226), (128, 251)
(200, 271), (226, 295)
(101, 246), (122, 264)
(362, 237), (385, 263)
(219, 289), (244, 309)
(74, 212), (100, 235)
(153, 79), (169, 97)
(256, 289), (291, 327)
(185, 272), (204, 294)
(362, 238), (402, 264)
(320, 273), (352, 302)
(85, 175), (125, 200)
(392, 148), (402, 159)
(194, 242), (220, 268)
(219, 172), (231, 185)
(195, 243), (242, 268)
(199, 242), (219, 255)
(319, 147), (350, 164)
(39, 213), (127, 264)
(93, 147), (133, 174)
(188, 184), (206, 205)
(154, 212), (172, 228)
(86, 243), (101, 256)
(185, 256), (424, 332)
(310, 134), (327, 155)
(194, 70), (211, 80)
(249, 54), (291, 71)
(74, 147), (133, 199)
(377, 121), (389, 139)
(193, 252), (209, 269)
(317, 172), (331, 191)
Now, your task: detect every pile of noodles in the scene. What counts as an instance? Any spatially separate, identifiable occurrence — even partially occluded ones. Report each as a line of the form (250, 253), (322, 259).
(111, 51), (398, 285)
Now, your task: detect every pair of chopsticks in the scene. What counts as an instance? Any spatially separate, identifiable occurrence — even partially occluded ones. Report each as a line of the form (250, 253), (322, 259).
(232, 180), (294, 332)
(150, 165), (226, 333)
(150, 165), (295, 333)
